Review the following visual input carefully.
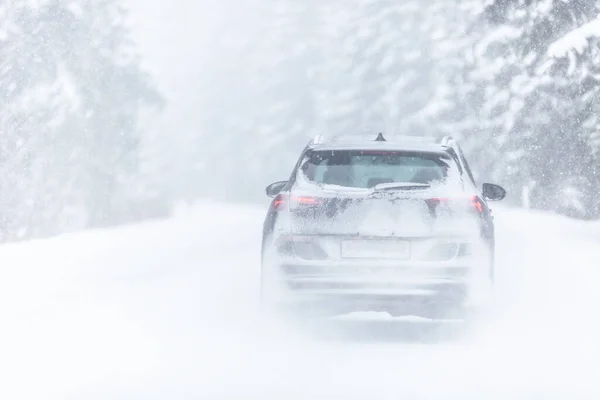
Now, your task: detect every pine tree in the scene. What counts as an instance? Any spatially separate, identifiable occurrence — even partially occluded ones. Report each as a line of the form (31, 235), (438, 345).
(0, 0), (162, 240)
(433, 0), (600, 218)
(542, 6), (600, 217)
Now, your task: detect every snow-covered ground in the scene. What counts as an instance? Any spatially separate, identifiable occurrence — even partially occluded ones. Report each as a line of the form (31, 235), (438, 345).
(1, 201), (600, 399)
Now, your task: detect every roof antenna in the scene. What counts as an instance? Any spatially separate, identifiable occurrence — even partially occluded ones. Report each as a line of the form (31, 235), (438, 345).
(375, 132), (386, 142)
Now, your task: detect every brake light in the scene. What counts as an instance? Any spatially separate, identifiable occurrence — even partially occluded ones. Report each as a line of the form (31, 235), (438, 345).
(472, 196), (484, 213)
(272, 194), (288, 210)
(272, 194), (323, 211)
(428, 195), (484, 214)
(293, 196), (323, 205)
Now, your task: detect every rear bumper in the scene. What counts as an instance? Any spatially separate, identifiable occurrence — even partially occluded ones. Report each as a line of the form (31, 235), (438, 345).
(261, 232), (493, 317)
(262, 258), (487, 317)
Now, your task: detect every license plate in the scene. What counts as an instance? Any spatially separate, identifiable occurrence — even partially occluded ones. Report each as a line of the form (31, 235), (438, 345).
(341, 239), (410, 259)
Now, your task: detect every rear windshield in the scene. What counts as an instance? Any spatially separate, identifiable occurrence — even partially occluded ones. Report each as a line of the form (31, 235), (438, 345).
(298, 150), (455, 188)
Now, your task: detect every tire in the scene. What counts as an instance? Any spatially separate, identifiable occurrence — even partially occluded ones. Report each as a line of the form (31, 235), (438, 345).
(259, 235), (287, 318)
(488, 241), (495, 285)
(464, 241), (495, 318)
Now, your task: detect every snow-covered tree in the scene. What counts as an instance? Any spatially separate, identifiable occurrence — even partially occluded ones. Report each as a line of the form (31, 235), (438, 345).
(0, 0), (162, 240)
(140, 0), (600, 220)
(432, 0), (600, 218)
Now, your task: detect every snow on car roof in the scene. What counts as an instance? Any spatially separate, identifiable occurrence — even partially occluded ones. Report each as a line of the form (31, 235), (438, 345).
(309, 133), (449, 152)
(309, 141), (449, 153)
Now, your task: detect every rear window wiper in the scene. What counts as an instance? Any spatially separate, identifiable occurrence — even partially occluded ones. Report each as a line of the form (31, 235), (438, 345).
(373, 182), (431, 191)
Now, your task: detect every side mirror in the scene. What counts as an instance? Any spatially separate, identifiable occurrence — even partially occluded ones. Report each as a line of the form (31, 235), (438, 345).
(482, 183), (506, 201)
(265, 181), (287, 197)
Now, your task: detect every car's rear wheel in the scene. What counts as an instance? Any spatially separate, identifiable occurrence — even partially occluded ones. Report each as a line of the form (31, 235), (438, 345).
(259, 236), (291, 319)
(463, 241), (496, 324)
(488, 241), (495, 285)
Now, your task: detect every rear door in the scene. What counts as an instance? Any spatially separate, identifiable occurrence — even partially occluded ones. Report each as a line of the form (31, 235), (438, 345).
(288, 149), (460, 237)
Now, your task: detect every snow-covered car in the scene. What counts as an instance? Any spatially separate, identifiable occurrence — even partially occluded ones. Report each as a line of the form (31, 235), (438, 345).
(260, 133), (506, 320)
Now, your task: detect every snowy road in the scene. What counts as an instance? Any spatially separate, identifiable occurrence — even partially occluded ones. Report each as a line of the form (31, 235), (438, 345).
(1, 201), (600, 399)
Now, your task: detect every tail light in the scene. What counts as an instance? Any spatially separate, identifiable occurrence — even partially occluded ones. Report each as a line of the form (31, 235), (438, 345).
(426, 195), (485, 215)
(271, 194), (324, 211)
(272, 194), (287, 211)
(472, 196), (484, 213)
(273, 194), (287, 209)
(292, 196), (323, 206)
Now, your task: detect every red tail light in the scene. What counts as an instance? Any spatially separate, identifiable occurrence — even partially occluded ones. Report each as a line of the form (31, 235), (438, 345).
(472, 196), (484, 213)
(428, 195), (484, 214)
(292, 196), (323, 205)
(272, 194), (288, 211)
(271, 194), (323, 211)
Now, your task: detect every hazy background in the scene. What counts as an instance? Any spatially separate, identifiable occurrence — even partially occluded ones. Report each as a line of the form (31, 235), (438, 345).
(3, 0), (600, 242)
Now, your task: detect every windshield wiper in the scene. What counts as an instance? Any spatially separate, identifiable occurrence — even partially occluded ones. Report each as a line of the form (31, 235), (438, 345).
(373, 182), (431, 191)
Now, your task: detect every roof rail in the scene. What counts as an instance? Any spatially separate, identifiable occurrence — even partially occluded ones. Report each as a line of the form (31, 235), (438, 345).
(440, 135), (457, 147)
(440, 135), (469, 163)
(312, 133), (326, 145)
(309, 133), (443, 146)
(325, 133), (438, 144)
